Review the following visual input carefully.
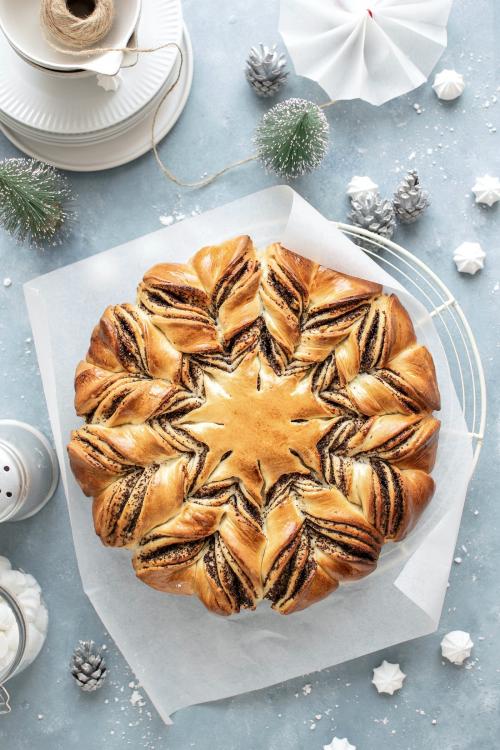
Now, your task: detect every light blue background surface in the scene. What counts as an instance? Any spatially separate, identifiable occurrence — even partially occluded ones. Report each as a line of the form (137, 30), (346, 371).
(0, 1), (499, 748)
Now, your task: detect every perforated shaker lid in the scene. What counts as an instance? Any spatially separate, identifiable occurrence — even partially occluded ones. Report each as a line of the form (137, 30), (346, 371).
(0, 443), (24, 521)
(0, 421), (58, 522)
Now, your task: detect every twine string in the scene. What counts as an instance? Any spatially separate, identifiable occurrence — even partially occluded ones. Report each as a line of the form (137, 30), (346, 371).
(43, 37), (184, 58)
(41, 0), (115, 50)
(42, 18), (253, 187)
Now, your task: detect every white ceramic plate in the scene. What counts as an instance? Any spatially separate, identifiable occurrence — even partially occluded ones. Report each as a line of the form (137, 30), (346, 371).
(0, 65), (176, 146)
(0, 43), (181, 146)
(0, 0), (141, 74)
(0, 27), (193, 172)
(0, 0), (182, 136)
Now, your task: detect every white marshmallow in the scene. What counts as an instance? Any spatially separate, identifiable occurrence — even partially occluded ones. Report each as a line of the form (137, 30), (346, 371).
(0, 570), (27, 594)
(34, 606), (49, 635)
(0, 601), (15, 631)
(0, 631), (9, 660)
(6, 625), (19, 653)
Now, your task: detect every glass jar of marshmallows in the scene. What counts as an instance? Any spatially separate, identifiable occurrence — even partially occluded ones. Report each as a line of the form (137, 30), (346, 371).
(0, 556), (48, 711)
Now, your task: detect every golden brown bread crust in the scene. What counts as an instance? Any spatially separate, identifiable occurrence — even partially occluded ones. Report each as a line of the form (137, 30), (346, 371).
(68, 236), (441, 616)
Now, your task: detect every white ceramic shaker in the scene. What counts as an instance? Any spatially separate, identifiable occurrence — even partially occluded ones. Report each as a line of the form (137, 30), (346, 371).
(0, 420), (58, 522)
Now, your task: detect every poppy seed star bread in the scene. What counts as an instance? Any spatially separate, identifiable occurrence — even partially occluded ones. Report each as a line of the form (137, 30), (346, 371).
(68, 236), (441, 616)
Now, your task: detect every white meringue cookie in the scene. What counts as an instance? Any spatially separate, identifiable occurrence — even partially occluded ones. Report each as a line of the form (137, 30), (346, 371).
(347, 176), (379, 200)
(472, 175), (500, 207)
(433, 69), (465, 101)
(441, 630), (474, 664)
(453, 242), (486, 275)
(324, 738), (356, 750)
(372, 660), (406, 695)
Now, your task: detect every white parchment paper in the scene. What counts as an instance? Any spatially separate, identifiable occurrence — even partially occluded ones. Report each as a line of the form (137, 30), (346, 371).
(279, 0), (454, 106)
(24, 186), (473, 722)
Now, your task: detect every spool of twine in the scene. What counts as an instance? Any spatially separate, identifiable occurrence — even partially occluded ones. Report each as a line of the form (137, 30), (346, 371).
(40, 0), (114, 50)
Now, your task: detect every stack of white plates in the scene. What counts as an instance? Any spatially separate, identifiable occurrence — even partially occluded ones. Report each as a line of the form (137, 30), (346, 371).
(0, 0), (193, 171)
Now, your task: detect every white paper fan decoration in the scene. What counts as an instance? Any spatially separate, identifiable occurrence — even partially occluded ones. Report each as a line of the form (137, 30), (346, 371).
(279, 0), (454, 106)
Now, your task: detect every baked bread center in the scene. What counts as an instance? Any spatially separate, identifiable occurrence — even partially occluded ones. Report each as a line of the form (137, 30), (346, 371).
(179, 354), (333, 505)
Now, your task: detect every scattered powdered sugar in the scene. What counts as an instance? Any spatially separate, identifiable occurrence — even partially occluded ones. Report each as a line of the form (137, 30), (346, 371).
(159, 206), (201, 227)
(159, 215), (174, 227)
(130, 690), (146, 708)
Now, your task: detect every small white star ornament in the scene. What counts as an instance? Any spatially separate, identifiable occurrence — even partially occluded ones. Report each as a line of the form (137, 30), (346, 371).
(441, 630), (474, 665)
(346, 176), (379, 200)
(372, 660), (406, 695)
(432, 69), (465, 101)
(324, 738), (356, 750)
(472, 175), (500, 207)
(453, 242), (486, 275)
(96, 72), (122, 92)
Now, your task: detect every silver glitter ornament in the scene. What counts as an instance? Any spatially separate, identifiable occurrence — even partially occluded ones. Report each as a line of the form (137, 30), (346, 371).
(70, 641), (107, 692)
(254, 98), (330, 178)
(349, 192), (396, 244)
(245, 44), (289, 98)
(393, 170), (430, 224)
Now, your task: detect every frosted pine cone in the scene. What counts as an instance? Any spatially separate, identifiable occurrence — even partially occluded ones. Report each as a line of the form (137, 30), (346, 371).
(393, 170), (430, 224)
(245, 44), (288, 98)
(70, 640), (107, 692)
(349, 192), (396, 244)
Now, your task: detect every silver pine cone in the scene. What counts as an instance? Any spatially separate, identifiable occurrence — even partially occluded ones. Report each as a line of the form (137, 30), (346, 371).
(393, 170), (430, 224)
(245, 44), (288, 98)
(70, 641), (107, 692)
(349, 192), (396, 245)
